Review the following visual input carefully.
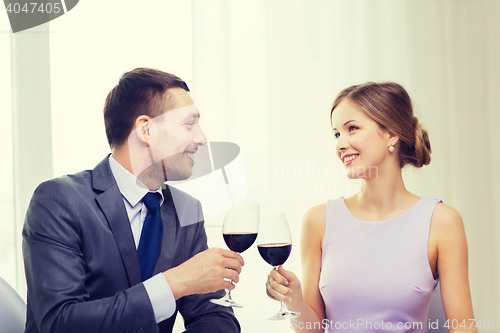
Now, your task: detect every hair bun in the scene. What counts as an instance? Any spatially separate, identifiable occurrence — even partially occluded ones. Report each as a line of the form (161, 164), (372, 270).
(412, 120), (431, 167)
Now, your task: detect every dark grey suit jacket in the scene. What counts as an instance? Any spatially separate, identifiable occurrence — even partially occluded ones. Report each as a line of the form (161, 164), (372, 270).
(22, 156), (240, 333)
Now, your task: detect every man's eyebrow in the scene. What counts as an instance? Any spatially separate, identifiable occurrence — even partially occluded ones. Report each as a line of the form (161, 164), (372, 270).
(332, 120), (356, 131)
(182, 110), (200, 121)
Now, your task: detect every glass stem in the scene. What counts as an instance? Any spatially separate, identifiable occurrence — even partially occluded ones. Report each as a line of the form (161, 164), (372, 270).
(227, 280), (234, 299)
(274, 266), (287, 313)
(279, 300), (288, 314)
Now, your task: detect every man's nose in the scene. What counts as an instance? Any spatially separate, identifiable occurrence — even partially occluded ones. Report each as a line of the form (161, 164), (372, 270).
(193, 124), (207, 146)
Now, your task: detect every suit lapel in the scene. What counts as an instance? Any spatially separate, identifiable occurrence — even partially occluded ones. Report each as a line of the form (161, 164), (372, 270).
(153, 185), (177, 275)
(93, 156), (142, 286)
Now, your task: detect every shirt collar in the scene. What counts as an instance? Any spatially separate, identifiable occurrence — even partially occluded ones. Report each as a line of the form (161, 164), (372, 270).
(108, 155), (164, 207)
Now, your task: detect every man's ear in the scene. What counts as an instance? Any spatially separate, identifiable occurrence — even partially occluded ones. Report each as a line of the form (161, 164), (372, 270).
(134, 115), (152, 147)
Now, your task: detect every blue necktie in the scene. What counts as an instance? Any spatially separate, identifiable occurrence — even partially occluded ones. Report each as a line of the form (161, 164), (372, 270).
(137, 192), (164, 281)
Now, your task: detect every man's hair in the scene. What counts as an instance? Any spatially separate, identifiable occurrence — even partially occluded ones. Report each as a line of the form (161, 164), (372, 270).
(103, 68), (190, 148)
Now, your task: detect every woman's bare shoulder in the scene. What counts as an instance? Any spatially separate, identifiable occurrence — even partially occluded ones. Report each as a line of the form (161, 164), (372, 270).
(431, 202), (467, 243)
(303, 203), (327, 228)
(432, 202), (464, 228)
(301, 203), (327, 245)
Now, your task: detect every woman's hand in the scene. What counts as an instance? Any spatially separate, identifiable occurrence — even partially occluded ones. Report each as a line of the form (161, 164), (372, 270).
(265, 266), (303, 307)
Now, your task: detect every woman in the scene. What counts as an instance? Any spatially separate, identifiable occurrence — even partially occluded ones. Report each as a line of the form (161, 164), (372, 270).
(266, 82), (477, 332)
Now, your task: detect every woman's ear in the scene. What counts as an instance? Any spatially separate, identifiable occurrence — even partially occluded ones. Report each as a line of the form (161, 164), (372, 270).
(388, 130), (400, 148)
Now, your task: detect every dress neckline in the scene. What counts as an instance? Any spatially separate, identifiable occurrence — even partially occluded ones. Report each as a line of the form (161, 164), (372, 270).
(340, 196), (424, 223)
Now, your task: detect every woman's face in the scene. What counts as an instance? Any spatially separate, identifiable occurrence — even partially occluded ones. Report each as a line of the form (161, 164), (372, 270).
(331, 98), (394, 179)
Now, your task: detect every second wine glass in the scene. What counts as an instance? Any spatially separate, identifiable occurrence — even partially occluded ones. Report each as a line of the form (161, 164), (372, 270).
(210, 201), (259, 308)
(258, 213), (300, 320)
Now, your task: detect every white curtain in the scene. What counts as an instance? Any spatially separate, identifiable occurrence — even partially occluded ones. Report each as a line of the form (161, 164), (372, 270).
(192, 0), (500, 330)
(0, 11), (15, 294)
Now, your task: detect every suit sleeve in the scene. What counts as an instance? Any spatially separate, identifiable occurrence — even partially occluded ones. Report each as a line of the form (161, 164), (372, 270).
(23, 180), (158, 333)
(177, 200), (241, 333)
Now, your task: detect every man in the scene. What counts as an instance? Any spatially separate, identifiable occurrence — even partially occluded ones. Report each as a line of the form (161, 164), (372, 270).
(23, 68), (243, 333)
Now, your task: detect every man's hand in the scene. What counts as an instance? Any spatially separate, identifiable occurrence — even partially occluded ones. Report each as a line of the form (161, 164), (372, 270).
(163, 248), (244, 300)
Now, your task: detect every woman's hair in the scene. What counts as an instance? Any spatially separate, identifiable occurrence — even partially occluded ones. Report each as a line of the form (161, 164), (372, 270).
(330, 82), (431, 168)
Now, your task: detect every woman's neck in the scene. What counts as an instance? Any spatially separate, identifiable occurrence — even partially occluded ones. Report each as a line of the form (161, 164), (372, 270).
(354, 166), (414, 217)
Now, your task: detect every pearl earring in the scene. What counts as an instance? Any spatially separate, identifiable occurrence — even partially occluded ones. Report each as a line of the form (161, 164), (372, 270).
(389, 145), (395, 153)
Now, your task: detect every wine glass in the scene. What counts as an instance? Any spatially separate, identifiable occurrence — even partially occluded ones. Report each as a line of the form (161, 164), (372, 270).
(257, 213), (300, 320)
(210, 201), (259, 307)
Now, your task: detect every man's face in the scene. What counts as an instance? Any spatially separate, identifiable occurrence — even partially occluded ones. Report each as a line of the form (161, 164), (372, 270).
(145, 88), (207, 181)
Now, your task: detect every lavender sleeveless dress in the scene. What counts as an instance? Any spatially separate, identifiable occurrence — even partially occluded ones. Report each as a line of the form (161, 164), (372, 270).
(319, 197), (441, 332)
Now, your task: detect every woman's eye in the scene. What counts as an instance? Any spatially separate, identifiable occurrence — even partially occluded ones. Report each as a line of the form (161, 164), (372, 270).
(334, 126), (357, 138)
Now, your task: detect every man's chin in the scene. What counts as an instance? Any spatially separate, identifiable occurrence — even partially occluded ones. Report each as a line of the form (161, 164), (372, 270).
(163, 169), (193, 182)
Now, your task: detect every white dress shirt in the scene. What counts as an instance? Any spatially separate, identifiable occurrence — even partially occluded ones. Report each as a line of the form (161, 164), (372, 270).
(109, 155), (176, 323)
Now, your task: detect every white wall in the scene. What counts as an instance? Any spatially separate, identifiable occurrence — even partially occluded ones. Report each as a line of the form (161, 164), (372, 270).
(2, 1), (499, 332)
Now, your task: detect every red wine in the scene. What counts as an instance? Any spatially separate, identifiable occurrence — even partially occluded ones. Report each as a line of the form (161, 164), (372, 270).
(258, 243), (292, 266)
(223, 232), (258, 253)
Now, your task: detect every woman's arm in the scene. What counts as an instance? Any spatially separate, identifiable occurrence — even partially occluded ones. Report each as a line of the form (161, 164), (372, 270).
(266, 204), (326, 332)
(432, 203), (478, 333)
